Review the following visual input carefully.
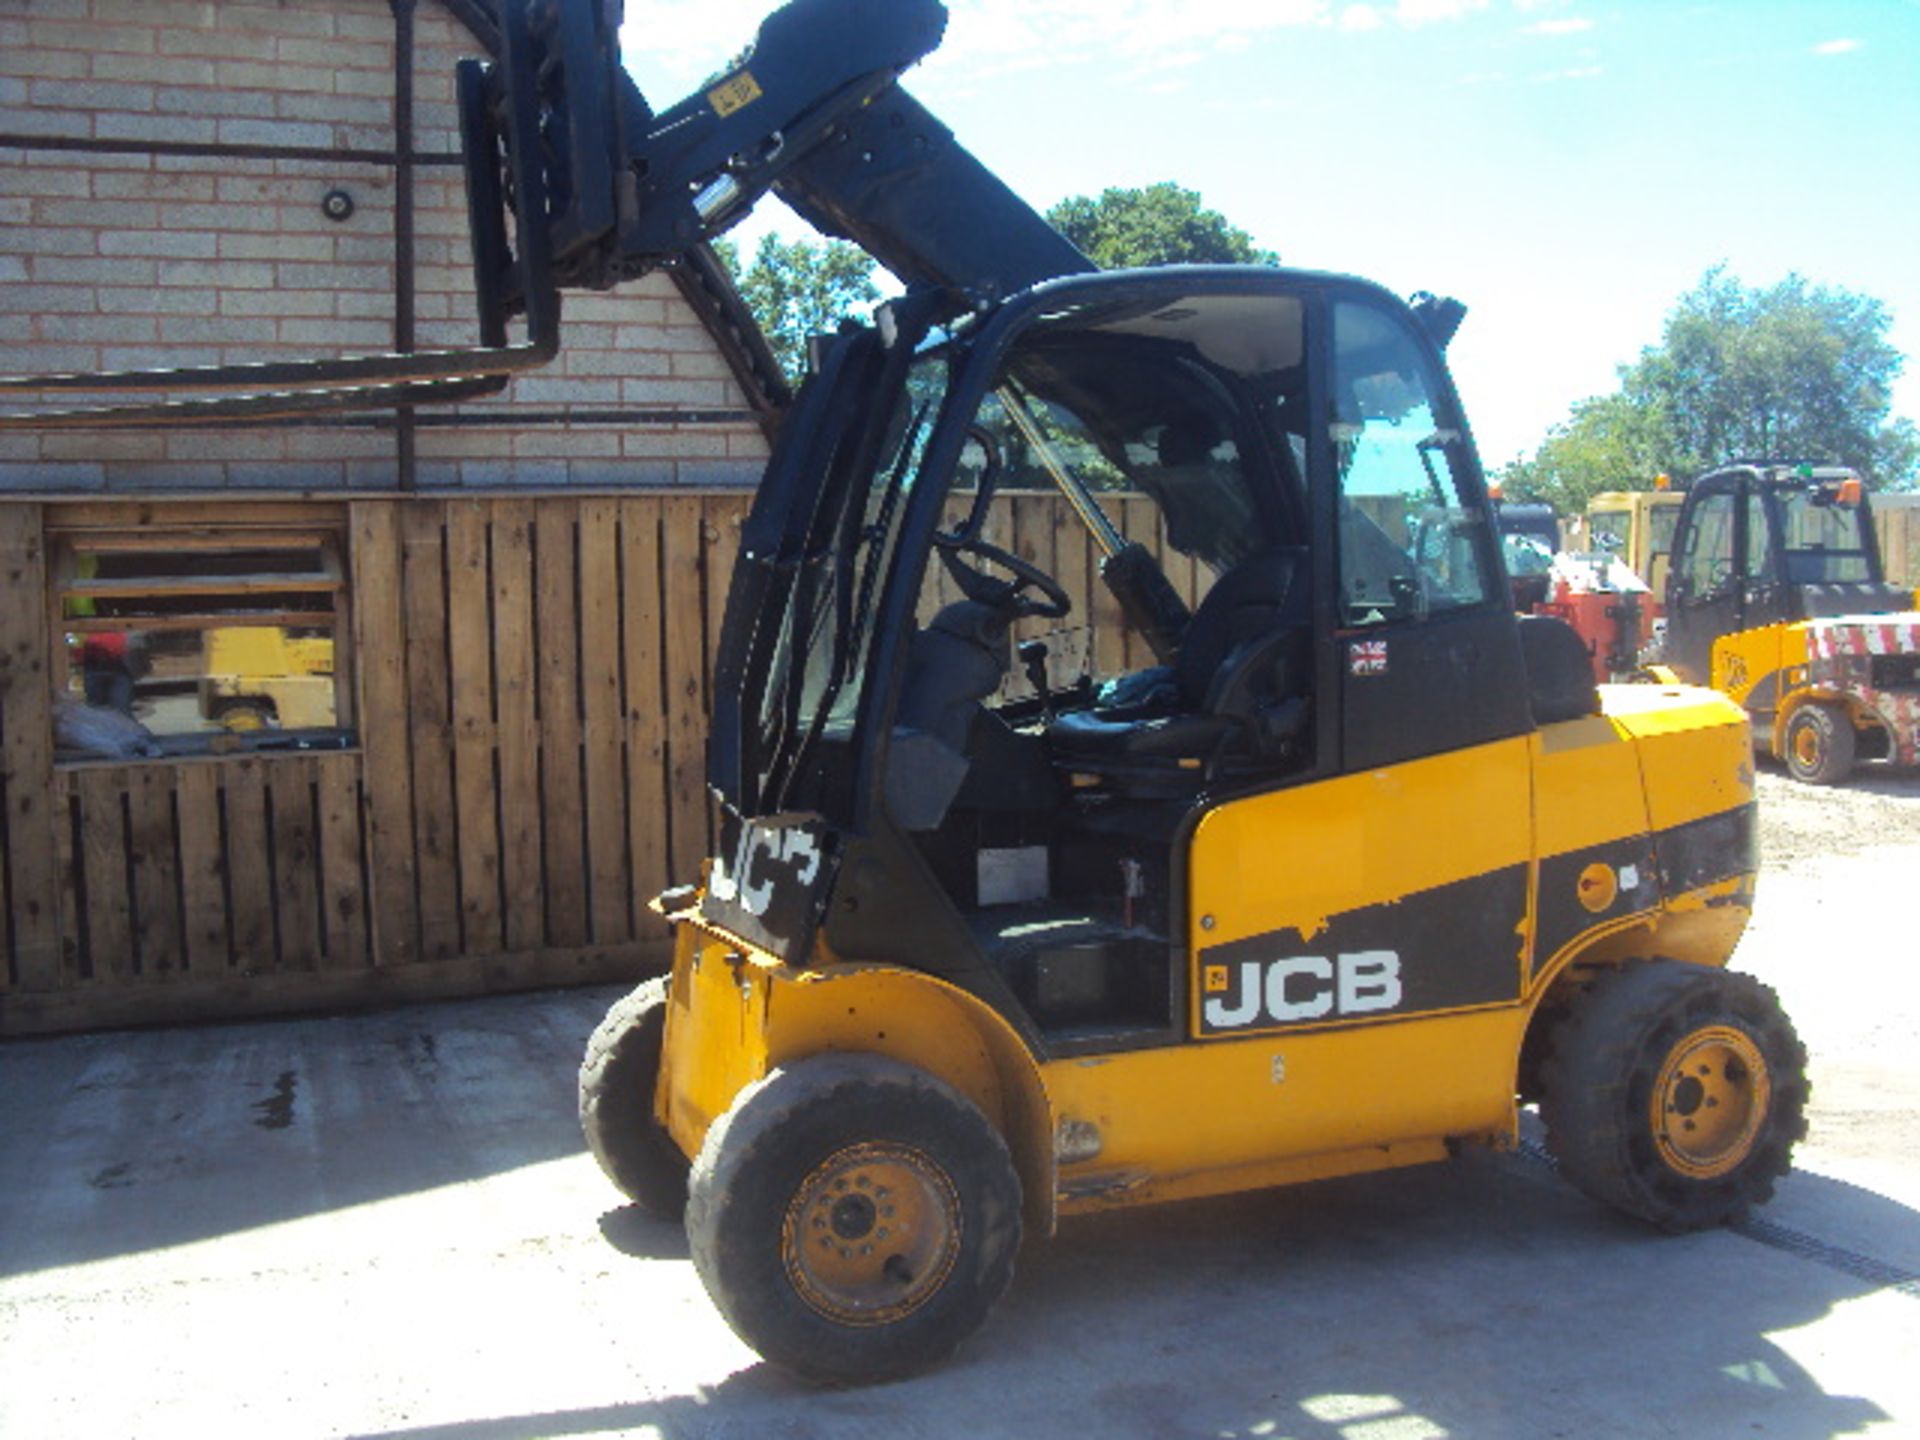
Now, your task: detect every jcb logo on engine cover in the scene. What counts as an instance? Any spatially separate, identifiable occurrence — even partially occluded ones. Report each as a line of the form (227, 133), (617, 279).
(1201, 951), (1403, 1032)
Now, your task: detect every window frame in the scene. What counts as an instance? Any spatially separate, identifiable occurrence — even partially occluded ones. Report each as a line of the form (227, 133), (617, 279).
(48, 516), (355, 762)
(1327, 295), (1499, 628)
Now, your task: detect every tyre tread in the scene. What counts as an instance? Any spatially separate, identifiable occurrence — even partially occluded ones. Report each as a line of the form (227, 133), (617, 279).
(1540, 960), (1808, 1231)
(578, 976), (690, 1218)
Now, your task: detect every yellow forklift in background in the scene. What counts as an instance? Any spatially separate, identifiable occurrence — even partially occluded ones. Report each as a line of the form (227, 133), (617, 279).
(1586, 481), (1683, 604)
(1661, 462), (1920, 783)
(198, 627), (336, 731)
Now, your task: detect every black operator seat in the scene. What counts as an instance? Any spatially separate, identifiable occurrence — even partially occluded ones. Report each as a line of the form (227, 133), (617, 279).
(1047, 544), (1311, 768)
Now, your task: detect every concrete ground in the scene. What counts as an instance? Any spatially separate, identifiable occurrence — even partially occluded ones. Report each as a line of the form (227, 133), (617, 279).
(3, 769), (1918, 1439)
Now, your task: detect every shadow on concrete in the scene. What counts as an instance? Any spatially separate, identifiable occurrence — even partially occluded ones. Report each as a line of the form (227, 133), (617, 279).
(0, 985), (628, 1278)
(6, 987), (1917, 1437)
(596, 1204), (689, 1261)
(351, 1150), (1915, 1440)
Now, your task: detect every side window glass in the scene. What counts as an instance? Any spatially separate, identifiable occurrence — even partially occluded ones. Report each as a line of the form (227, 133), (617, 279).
(1681, 494), (1736, 594)
(1745, 494), (1777, 584)
(1331, 301), (1491, 626)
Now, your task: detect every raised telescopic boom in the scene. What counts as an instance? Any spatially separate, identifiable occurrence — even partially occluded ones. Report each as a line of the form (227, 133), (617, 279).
(0, 0), (1090, 431)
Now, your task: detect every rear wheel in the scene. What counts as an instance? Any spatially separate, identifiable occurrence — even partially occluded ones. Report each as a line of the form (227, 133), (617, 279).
(1782, 701), (1854, 784)
(1541, 960), (1807, 1232)
(578, 977), (689, 1218)
(686, 1054), (1022, 1386)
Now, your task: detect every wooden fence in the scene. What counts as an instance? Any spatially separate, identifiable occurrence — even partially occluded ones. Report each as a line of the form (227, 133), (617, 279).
(0, 490), (1191, 1037)
(1877, 495), (1919, 589)
(3, 483), (1910, 1037)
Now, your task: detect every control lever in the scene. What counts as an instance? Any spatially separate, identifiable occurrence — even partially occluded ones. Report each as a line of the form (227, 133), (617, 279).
(1018, 639), (1052, 720)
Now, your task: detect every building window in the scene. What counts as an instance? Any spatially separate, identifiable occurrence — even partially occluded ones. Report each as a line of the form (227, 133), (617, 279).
(51, 523), (354, 761)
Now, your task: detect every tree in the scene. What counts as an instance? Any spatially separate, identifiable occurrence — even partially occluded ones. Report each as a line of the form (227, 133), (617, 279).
(1045, 182), (1277, 269)
(1502, 267), (1918, 513)
(712, 233), (880, 383)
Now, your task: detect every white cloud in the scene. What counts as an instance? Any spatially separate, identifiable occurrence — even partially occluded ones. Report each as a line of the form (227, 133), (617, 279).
(1339, 4), (1384, 31)
(1812, 38), (1862, 56)
(1523, 17), (1594, 36)
(1392, 0), (1491, 24)
(1532, 63), (1603, 82)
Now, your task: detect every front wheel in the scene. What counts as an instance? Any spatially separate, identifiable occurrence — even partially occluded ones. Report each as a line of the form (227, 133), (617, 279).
(1540, 961), (1807, 1232)
(686, 1054), (1022, 1386)
(578, 977), (689, 1218)
(1782, 701), (1855, 784)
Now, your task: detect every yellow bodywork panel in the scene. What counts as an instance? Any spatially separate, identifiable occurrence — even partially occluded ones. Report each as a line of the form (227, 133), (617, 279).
(1530, 712), (1651, 861)
(1599, 682), (1753, 833)
(655, 684), (1755, 1225)
(657, 925), (1056, 1232)
(1710, 623), (1809, 718)
(1043, 1007), (1521, 1214)
(1186, 735), (1533, 974)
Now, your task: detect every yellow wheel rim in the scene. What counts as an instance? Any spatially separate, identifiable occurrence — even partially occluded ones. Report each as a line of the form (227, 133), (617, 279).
(220, 706), (270, 733)
(1650, 1025), (1771, 1179)
(781, 1142), (961, 1327)
(1792, 722), (1822, 768)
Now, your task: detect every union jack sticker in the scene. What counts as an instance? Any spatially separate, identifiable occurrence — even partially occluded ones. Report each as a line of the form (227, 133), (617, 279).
(1349, 639), (1389, 676)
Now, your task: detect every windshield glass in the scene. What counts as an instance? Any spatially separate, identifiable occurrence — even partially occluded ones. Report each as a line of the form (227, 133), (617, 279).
(1778, 489), (1873, 583)
(1649, 503), (1679, 557)
(970, 292), (1307, 581)
(718, 323), (951, 824)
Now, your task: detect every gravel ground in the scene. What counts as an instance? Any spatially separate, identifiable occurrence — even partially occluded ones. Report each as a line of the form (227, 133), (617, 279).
(1742, 762), (1920, 1208)
(1754, 762), (1920, 866)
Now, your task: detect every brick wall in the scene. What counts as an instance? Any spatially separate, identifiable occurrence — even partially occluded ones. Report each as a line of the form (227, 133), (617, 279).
(0, 0), (775, 491)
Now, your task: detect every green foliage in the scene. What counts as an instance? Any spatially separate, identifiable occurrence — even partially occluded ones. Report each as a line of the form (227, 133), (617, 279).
(1501, 266), (1918, 513)
(1045, 182), (1277, 269)
(711, 233), (880, 383)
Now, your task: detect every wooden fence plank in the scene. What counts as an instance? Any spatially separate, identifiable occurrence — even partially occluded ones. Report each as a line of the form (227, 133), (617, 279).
(446, 501), (502, 955)
(271, 757), (322, 972)
(0, 504), (61, 990)
(316, 754), (367, 971)
(1092, 495), (1128, 681)
(704, 495), (745, 689)
(1120, 496), (1161, 671)
(76, 768), (132, 983)
(351, 501), (418, 967)
(620, 496), (670, 925)
(535, 499), (588, 948)
(401, 502), (460, 961)
(661, 495), (709, 889)
(490, 499), (543, 953)
(579, 498), (630, 942)
(175, 764), (230, 976)
(701, 495), (745, 869)
(126, 767), (183, 981)
(52, 771), (82, 986)
(1052, 493), (1096, 689)
(223, 758), (275, 973)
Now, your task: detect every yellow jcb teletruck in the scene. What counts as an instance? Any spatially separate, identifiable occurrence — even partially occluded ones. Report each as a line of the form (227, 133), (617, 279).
(0, 0), (1811, 1391)
(473, 0), (1808, 1385)
(1661, 463), (1920, 783)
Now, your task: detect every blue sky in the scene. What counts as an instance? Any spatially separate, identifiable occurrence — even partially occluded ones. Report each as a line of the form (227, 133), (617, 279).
(621, 0), (1920, 468)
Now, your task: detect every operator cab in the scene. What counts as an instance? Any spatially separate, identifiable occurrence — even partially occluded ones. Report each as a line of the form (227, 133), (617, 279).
(707, 267), (1581, 1054)
(1664, 462), (1907, 685)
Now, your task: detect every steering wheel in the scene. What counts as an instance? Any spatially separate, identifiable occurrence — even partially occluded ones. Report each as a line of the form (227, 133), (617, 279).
(936, 536), (1072, 620)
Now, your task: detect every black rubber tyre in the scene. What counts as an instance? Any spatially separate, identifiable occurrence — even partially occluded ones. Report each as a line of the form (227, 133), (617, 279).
(578, 976), (689, 1218)
(685, 1054), (1022, 1386)
(1782, 702), (1855, 785)
(1541, 961), (1808, 1232)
